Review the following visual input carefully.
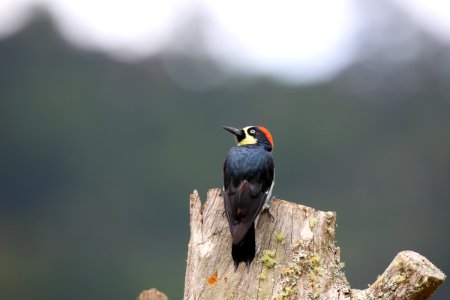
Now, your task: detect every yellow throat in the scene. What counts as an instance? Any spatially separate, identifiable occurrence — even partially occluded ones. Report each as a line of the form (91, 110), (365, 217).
(237, 126), (258, 146)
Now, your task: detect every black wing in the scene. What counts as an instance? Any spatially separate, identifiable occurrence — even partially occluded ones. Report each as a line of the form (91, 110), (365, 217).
(223, 151), (274, 245)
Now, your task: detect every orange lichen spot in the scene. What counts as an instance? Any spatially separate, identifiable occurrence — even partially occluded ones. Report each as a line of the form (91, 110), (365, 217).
(207, 271), (218, 286)
(258, 126), (274, 148)
(280, 266), (295, 277)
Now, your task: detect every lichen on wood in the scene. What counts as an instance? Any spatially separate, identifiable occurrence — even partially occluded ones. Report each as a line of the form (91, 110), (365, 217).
(178, 188), (446, 299)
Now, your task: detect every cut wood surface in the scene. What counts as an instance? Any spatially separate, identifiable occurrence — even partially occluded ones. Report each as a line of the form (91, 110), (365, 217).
(181, 188), (445, 300)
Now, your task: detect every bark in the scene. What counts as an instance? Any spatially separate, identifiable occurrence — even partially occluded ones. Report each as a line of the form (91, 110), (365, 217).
(137, 288), (168, 300)
(182, 188), (445, 300)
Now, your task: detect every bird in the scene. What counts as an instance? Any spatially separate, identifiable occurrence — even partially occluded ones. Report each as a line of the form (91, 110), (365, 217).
(222, 125), (275, 270)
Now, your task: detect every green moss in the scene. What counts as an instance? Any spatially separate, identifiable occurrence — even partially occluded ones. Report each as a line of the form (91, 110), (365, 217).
(309, 255), (321, 268)
(309, 218), (318, 229)
(393, 274), (406, 283)
(260, 250), (276, 268)
(257, 268), (267, 280)
(282, 286), (294, 297)
(280, 249), (331, 299)
(326, 226), (335, 235)
(292, 240), (302, 250)
(312, 286), (322, 299)
(307, 270), (316, 283)
(338, 261), (345, 269)
(275, 232), (286, 245)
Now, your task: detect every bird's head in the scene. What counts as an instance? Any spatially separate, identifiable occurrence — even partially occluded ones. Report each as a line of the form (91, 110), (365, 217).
(223, 125), (274, 151)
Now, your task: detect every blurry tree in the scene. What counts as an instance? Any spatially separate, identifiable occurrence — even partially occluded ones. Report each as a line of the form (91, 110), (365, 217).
(0, 2), (449, 299)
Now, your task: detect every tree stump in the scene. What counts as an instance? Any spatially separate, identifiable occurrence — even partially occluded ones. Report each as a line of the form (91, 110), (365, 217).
(183, 188), (445, 300)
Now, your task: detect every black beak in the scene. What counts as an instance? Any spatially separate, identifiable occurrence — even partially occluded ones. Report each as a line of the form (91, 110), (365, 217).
(222, 126), (245, 140)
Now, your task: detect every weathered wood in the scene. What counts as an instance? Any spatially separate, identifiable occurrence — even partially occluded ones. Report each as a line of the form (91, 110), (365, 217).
(352, 251), (446, 300)
(136, 288), (168, 300)
(182, 188), (445, 300)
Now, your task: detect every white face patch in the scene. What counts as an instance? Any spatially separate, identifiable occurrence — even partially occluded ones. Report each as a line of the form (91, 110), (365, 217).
(237, 126), (258, 146)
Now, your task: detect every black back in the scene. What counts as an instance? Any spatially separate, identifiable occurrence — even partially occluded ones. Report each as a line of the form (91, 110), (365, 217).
(223, 145), (274, 246)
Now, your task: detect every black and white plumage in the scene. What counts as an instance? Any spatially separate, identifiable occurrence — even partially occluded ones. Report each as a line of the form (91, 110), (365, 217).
(222, 125), (275, 269)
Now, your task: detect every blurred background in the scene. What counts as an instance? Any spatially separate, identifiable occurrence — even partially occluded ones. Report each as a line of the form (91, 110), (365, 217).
(0, 0), (449, 299)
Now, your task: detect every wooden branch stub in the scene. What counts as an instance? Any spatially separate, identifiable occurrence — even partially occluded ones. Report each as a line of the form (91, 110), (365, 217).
(352, 251), (446, 300)
(182, 188), (446, 300)
(136, 288), (168, 300)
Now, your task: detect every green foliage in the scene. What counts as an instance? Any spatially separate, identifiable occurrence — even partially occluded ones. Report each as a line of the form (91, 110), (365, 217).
(1, 14), (449, 300)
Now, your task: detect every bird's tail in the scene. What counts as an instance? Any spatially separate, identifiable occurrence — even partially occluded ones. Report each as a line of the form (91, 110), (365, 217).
(232, 222), (255, 271)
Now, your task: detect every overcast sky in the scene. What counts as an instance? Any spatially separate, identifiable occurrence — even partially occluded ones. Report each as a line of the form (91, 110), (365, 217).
(0, 0), (449, 84)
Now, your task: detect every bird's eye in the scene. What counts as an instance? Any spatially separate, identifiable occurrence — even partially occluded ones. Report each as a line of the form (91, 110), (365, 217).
(249, 129), (256, 134)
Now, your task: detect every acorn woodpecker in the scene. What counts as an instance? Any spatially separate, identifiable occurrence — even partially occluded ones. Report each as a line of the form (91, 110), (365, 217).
(222, 125), (275, 270)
